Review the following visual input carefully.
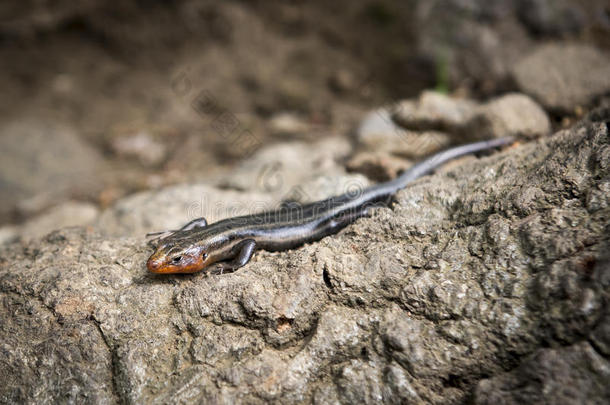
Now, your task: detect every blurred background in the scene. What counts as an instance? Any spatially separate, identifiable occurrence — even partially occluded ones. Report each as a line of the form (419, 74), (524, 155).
(0, 0), (609, 234)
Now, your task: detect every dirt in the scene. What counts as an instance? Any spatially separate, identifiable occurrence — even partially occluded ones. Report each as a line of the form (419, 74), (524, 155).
(1, 0), (607, 225)
(0, 1), (430, 222)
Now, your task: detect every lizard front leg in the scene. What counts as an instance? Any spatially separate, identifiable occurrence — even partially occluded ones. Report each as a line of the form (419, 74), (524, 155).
(215, 239), (257, 274)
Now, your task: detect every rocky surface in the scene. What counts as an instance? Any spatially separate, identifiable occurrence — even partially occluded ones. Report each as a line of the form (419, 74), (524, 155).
(2, 2), (610, 402)
(392, 91), (478, 133)
(412, 0), (608, 95)
(355, 92), (550, 162)
(356, 107), (453, 158)
(475, 341), (610, 404)
(1, 107), (608, 403)
(464, 93), (551, 141)
(512, 44), (610, 111)
(346, 151), (413, 182)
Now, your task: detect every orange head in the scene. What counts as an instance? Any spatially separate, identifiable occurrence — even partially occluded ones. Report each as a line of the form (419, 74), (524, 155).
(147, 243), (211, 274)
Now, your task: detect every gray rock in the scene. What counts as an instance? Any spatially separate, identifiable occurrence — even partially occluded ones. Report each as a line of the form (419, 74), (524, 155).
(464, 93), (551, 140)
(96, 184), (276, 237)
(517, 0), (586, 36)
(412, 1), (604, 95)
(268, 112), (310, 137)
(346, 151), (414, 182)
(289, 174), (370, 204)
(0, 201), (99, 244)
(414, 0), (530, 91)
(328, 69), (357, 93)
(474, 342), (610, 404)
(358, 92), (549, 158)
(0, 225), (19, 245)
(356, 108), (452, 158)
(392, 91), (478, 132)
(0, 112), (609, 403)
(589, 252), (610, 357)
(110, 131), (167, 167)
(0, 121), (104, 223)
(96, 173), (368, 239)
(512, 44), (610, 111)
(218, 137), (352, 198)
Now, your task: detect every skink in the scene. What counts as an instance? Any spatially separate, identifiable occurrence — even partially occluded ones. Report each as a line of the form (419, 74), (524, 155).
(147, 137), (513, 274)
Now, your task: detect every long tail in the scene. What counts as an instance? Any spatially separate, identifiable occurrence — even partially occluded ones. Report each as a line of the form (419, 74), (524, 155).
(337, 136), (515, 212)
(393, 136), (515, 187)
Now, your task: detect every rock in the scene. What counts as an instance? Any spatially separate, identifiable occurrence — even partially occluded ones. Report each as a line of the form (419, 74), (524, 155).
(218, 137), (352, 199)
(0, 2), (99, 36)
(328, 69), (356, 93)
(0, 111), (609, 403)
(464, 93), (551, 141)
(0, 225), (19, 245)
(346, 152), (413, 182)
(589, 252), (610, 356)
(12, 201), (99, 243)
(512, 44), (610, 111)
(268, 112), (310, 137)
(517, 0), (586, 36)
(97, 136), (367, 238)
(358, 92), (549, 156)
(356, 108), (402, 147)
(110, 131), (167, 167)
(274, 77), (312, 112)
(392, 91), (478, 132)
(474, 343), (610, 404)
(413, 1), (530, 92)
(0, 121), (104, 223)
(290, 174), (370, 204)
(356, 108), (452, 157)
(96, 184), (276, 237)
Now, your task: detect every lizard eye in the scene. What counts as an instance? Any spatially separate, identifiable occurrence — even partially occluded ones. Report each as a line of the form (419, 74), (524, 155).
(171, 256), (182, 264)
(202, 253), (208, 260)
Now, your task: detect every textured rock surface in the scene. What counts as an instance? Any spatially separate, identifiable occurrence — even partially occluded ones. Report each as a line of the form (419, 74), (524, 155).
(357, 92), (550, 160)
(356, 108), (453, 158)
(347, 151), (413, 182)
(475, 342), (610, 404)
(474, 247), (610, 405)
(512, 44), (610, 111)
(392, 91), (478, 133)
(0, 109), (608, 403)
(464, 93), (551, 141)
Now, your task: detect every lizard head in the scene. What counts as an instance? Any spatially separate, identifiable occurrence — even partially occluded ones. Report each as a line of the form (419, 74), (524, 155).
(147, 241), (212, 274)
